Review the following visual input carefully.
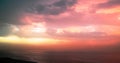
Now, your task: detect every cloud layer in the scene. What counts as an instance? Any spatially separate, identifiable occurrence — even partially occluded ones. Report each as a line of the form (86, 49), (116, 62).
(97, 0), (120, 8)
(28, 0), (77, 15)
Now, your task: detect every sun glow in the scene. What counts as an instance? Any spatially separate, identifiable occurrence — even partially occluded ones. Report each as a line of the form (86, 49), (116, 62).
(0, 35), (119, 49)
(31, 27), (46, 33)
(0, 35), (61, 45)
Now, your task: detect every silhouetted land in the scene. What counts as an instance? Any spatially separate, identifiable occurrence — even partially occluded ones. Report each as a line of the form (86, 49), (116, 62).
(0, 57), (37, 63)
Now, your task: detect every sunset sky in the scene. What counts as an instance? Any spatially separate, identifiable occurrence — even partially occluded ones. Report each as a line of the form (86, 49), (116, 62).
(0, 0), (120, 47)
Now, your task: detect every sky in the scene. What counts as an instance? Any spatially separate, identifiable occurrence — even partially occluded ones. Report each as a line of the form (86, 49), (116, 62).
(0, 0), (120, 43)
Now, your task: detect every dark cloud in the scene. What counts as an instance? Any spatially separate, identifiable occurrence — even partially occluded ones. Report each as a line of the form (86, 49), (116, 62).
(0, 0), (37, 24)
(0, 0), (77, 24)
(29, 0), (77, 15)
(97, 0), (120, 8)
(0, 24), (12, 36)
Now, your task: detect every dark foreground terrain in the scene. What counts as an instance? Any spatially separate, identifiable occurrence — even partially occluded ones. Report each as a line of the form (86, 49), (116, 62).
(0, 57), (37, 63)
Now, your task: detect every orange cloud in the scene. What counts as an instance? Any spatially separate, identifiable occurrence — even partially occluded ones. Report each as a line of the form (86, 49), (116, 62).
(96, 6), (120, 14)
